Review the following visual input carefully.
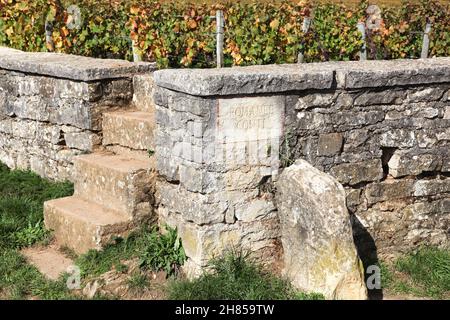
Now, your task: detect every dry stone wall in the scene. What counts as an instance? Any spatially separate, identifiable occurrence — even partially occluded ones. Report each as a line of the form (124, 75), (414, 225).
(1, 46), (449, 277)
(153, 58), (450, 274)
(0, 47), (154, 181)
(283, 81), (450, 264)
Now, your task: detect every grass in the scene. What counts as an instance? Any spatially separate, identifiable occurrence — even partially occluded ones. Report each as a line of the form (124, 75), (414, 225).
(381, 247), (450, 299)
(0, 163), (75, 299)
(0, 162), (73, 250)
(0, 249), (77, 300)
(75, 236), (140, 278)
(75, 225), (186, 279)
(168, 251), (324, 300)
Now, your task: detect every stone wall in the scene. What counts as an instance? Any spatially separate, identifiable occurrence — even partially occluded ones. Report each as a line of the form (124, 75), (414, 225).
(1, 46), (449, 275)
(0, 47), (154, 181)
(153, 58), (450, 273)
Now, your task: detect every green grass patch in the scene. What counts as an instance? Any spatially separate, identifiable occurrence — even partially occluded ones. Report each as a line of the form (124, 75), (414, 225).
(75, 236), (138, 278)
(76, 225), (186, 279)
(0, 163), (73, 250)
(168, 251), (324, 300)
(381, 246), (450, 299)
(0, 248), (76, 300)
(0, 163), (74, 299)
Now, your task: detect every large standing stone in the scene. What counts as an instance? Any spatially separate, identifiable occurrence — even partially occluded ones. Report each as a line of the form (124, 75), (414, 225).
(276, 159), (367, 300)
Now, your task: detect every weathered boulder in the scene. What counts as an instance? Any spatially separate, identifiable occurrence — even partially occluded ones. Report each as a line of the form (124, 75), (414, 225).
(276, 159), (367, 300)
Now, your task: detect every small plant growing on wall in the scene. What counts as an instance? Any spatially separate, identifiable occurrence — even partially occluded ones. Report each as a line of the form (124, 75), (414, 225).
(279, 129), (296, 168)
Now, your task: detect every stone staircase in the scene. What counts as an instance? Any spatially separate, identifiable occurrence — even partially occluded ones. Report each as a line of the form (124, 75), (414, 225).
(44, 75), (156, 254)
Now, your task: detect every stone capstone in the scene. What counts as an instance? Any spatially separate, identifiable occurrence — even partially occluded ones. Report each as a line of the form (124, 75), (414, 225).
(0, 46), (155, 81)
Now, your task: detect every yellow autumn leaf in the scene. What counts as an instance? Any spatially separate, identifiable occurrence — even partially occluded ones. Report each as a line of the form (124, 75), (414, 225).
(269, 19), (279, 30)
(5, 26), (14, 37)
(187, 38), (195, 47)
(187, 19), (197, 29)
(130, 6), (139, 14)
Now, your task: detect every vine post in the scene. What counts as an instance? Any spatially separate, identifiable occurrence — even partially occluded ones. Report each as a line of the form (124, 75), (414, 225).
(297, 17), (312, 64)
(421, 22), (432, 59)
(357, 22), (367, 61)
(216, 10), (224, 68)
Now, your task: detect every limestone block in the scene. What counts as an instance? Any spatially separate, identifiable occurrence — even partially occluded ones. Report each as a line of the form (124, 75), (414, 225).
(417, 131), (438, 148)
(330, 159), (383, 185)
(133, 74), (155, 112)
(276, 159), (367, 300)
(388, 150), (441, 178)
(436, 128), (450, 141)
(12, 96), (49, 121)
(353, 89), (405, 106)
(234, 199), (277, 222)
(64, 131), (101, 151)
(443, 158), (450, 172)
(50, 99), (92, 129)
(179, 164), (220, 193)
(295, 93), (335, 110)
(365, 179), (415, 205)
(414, 179), (450, 197)
(407, 87), (445, 102)
(153, 64), (334, 96)
(317, 133), (344, 156)
(344, 129), (369, 150)
(102, 111), (155, 151)
(159, 207), (280, 268)
(296, 112), (326, 130)
(156, 182), (226, 225)
(330, 111), (385, 129)
(346, 188), (362, 213)
(0, 47), (155, 81)
(334, 57), (450, 89)
(444, 106), (450, 119)
(380, 129), (416, 148)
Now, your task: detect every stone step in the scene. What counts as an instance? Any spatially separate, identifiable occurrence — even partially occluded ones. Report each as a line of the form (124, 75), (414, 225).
(102, 111), (154, 151)
(105, 144), (155, 164)
(74, 152), (155, 219)
(44, 196), (131, 254)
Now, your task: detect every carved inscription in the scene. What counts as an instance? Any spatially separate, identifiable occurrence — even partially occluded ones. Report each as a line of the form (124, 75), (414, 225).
(216, 96), (284, 172)
(217, 96), (284, 143)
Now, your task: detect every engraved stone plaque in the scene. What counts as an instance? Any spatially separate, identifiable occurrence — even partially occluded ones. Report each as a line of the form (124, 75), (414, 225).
(215, 96), (285, 171)
(217, 96), (284, 143)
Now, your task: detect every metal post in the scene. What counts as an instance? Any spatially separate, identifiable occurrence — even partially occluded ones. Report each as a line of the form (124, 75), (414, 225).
(216, 10), (224, 68)
(132, 39), (142, 62)
(357, 22), (367, 61)
(298, 17), (312, 63)
(421, 22), (432, 59)
(45, 19), (54, 52)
